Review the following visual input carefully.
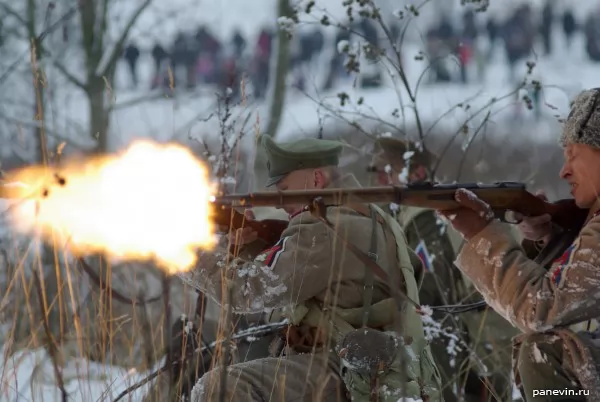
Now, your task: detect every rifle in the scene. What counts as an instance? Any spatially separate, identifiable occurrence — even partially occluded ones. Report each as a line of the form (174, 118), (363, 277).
(210, 205), (289, 245)
(211, 181), (588, 233)
(1, 180), (587, 243)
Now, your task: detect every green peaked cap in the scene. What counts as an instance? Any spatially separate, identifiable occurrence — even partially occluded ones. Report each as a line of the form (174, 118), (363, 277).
(259, 135), (343, 187)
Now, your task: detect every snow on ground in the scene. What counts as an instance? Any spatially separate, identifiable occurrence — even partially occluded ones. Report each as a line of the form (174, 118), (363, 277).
(0, 346), (160, 401)
(0, 347), (524, 401)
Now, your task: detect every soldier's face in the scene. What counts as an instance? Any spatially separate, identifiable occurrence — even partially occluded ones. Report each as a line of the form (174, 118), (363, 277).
(368, 154), (400, 185)
(560, 143), (600, 208)
(275, 169), (327, 215)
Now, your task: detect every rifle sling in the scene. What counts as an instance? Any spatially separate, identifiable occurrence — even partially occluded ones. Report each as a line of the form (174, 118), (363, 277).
(312, 202), (421, 311)
(535, 227), (581, 268)
(361, 205), (378, 327)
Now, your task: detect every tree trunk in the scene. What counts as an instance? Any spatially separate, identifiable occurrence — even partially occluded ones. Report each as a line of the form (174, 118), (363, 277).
(26, 0), (46, 163)
(26, 0), (67, 342)
(265, 0), (293, 139)
(31, 40), (46, 163)
(253, 0), (292, 190)
(88, 78), (109, 153)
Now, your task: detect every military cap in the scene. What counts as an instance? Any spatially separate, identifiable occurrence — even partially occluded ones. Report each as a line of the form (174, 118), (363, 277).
(260, 135), (343, 187)
(561, 88), (600, 149)
(373, 136), (435, 169)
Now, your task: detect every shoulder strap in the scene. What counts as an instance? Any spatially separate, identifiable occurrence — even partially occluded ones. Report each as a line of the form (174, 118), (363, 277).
(535, 228), (580, 268)
(360, 205), (378, 327)
(315, 203), (420, 312)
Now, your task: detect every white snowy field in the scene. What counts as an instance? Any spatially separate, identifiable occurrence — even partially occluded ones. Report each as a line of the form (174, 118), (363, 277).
(1, 1), (599, 401)
(51, 36), (592, 153)
(0, 345), (161, 401)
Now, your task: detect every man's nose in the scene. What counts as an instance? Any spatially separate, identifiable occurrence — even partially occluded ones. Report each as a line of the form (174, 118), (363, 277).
(559, 164), (570, 179)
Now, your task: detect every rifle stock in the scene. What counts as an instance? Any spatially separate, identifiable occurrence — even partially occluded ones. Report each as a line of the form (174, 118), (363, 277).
(212, 182), (588, 231)
(211, 205), (288, 245)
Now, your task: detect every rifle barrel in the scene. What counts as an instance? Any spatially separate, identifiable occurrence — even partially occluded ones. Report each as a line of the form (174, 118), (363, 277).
(211, 182), (529, 210)
(212, 186), (401, 207)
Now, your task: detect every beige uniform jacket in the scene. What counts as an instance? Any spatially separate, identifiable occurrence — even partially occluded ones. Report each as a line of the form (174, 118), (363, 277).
(175, 175), (442, 402)
(456, 199), (600, 399)
(179, 175), (399, 316)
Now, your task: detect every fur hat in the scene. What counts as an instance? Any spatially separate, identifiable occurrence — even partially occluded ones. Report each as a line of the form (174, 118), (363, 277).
(561, 88), (600, 149)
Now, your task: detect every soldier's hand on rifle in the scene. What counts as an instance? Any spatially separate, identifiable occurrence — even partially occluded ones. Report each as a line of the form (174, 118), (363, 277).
(229, 210), (258, 245)
(437, 188), (494, 240)
(515, 191), (553, 244)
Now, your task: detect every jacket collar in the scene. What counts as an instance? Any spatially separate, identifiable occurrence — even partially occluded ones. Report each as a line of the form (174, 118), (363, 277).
(586, 198), (600, 223)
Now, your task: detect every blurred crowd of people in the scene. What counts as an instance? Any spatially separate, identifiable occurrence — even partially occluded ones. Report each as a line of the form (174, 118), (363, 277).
(118, 18), (399, 99)
(427, 1), (600, 85)
(121, 26), (274, 99)
(118, 1), (600, 102)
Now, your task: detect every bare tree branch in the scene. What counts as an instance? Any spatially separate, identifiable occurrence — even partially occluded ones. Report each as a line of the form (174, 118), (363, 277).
(48, 57), (87, 90)
(0, 3), (78, 88)
(0, 3), (28, 27)
(0, 111), (93, 151)
(98, 0), (152, 77)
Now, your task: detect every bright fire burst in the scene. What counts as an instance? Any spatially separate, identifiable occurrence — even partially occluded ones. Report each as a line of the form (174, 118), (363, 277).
(3, 140), (218, 274)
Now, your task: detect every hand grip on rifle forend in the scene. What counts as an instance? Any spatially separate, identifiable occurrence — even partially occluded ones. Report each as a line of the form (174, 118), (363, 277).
(420, 182), (587, 231)
(211, 206), (288, 245)
(412, 182), (587, 231)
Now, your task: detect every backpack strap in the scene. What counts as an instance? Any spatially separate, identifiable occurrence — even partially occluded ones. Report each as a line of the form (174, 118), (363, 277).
(310, 201), (421, 313)
(361, 204), (379, 327)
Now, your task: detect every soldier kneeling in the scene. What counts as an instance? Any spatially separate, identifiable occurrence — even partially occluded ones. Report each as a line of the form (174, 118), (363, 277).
(169, 135), (442, 401)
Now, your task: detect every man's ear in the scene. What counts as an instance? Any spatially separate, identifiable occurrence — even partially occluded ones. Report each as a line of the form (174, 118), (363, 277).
(313, 168), (326, 188)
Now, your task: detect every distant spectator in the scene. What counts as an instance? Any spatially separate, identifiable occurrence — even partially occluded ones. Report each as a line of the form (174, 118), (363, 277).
(437, 16), (454, 42)
(151, 43), (168, 89)
(502, 6), (534, 83)
(584, 13), (600, 61)
(252, 27), (274, 99)
(485, 17), (498, 59)
(323, 27), (351, 91)
(231, 28), (246, 58)
(389, 21), (400, 46)
(562, 9), (577, 48)
(123, 43), (140, 88)
(460, 10), (478, 84)
(426, 27), (452, 83)
(540, 0), (553, 55)
(171, 32), (195, 89)
(463, 10), (478, 42)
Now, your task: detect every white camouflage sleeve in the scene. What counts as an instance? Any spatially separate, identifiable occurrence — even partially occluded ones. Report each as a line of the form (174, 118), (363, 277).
(455, 214), (600, 333)
(184, 211), (333, 314)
